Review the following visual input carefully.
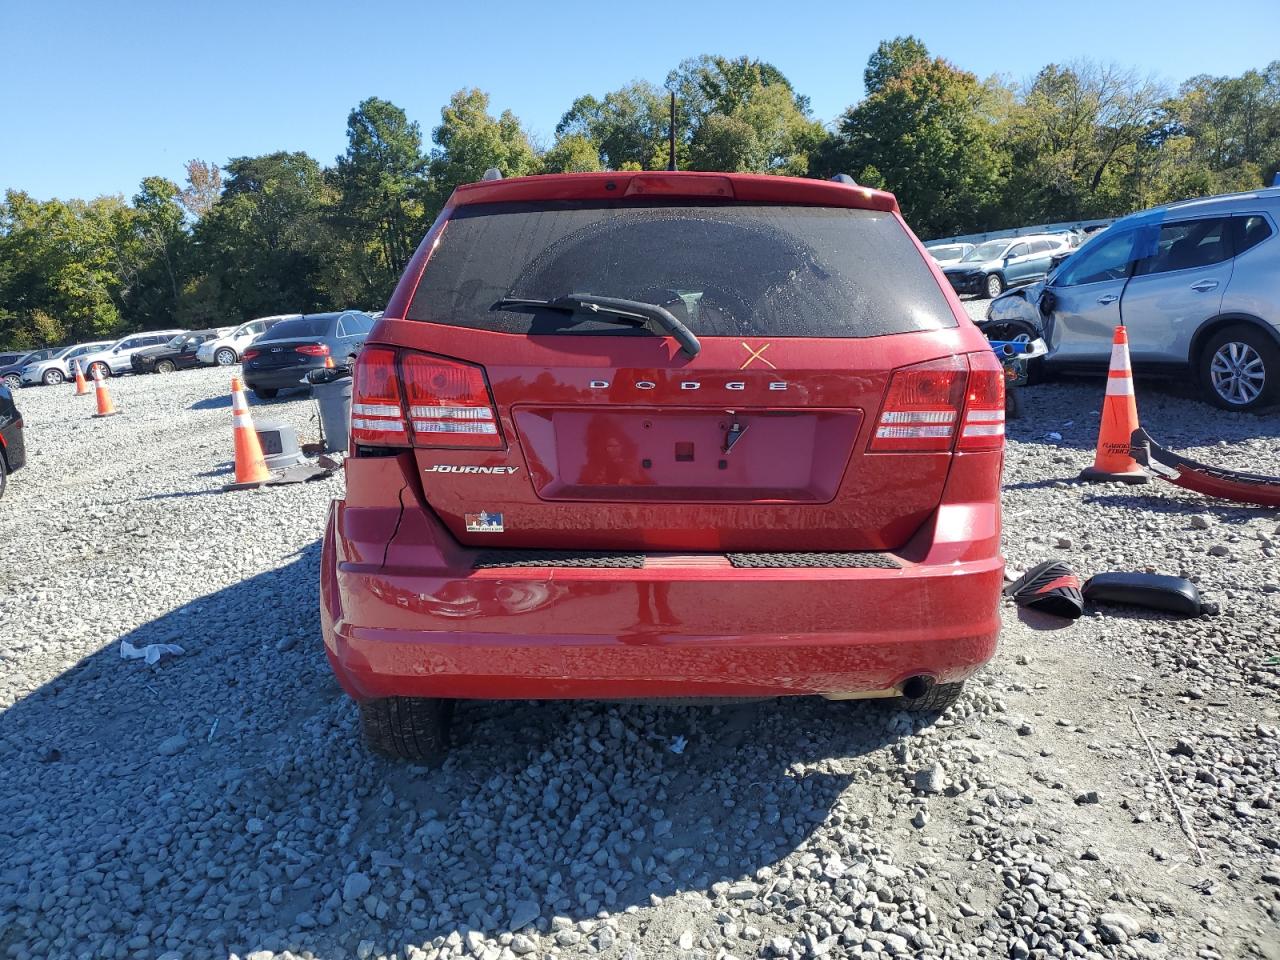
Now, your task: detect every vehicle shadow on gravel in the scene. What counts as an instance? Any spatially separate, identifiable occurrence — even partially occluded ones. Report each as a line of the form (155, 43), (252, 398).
(0, 540), (922, 958)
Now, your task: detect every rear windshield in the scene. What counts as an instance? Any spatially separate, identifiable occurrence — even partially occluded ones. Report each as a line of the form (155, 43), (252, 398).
(407, 202), (956, 338)
(260, 317), (333, 340)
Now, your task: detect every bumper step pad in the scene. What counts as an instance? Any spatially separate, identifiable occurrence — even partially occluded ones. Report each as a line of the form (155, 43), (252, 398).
(727, 552), (899, 569)
(472, 550), (899, 570)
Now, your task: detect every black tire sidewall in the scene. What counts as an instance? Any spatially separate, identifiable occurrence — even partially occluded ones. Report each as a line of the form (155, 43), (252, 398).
(985, 274), (1005, 299)
(1199, 325), (1279, 411)
(44, 370), (64, 386)
(216, 348), (237, 365)
(157, 361), (175, 374)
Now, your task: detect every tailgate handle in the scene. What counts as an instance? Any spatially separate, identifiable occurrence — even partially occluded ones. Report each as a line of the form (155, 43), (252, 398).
(723, 416), (749, 454)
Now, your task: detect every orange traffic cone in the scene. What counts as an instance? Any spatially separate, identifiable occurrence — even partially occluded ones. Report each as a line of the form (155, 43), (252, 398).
(91, 368), (118, 418)
(1079, 325), (1149, 484)
(324, 355), (335, 369)
(73, 359), (91, 396)
(225, 376), (272, 489)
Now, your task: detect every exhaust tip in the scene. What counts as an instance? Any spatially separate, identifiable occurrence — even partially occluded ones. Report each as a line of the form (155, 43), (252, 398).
(900, 675), (935, 700)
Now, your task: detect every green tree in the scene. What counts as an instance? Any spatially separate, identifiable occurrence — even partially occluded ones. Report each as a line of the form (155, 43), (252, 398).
(335, 97), (427, 299)
(185, 151), (331, 323)
(864, 36), (930, 96)
(541, 134), (604, 173)
(555, 83), (670, 170)
(832, 48), (1007, 237)
(428, 89), (538, 208)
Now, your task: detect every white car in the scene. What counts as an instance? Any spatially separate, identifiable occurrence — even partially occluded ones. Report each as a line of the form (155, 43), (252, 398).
(78, 330), (188, 379)
(196, 314), (299, 366)
(20, 341), (114, 386)
(925, 242), (976, 267)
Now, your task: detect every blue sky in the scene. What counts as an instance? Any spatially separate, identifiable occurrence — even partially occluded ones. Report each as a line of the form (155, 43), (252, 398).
(3, 0), (1277, 201)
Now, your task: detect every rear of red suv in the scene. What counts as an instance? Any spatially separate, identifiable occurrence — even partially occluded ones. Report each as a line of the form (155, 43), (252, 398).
(321, 171), (1004, 761)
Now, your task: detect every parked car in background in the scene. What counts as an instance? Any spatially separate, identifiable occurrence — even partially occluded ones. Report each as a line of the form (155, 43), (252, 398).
(77, 330), (188, 379)
(924, 242), (975, 267)
(322, 170), (1006, 762)
(196, 314), (299, 367)
(985, 186), (1280, 410)
(131, 329), (231, 374)
(242, 312), (372, 399)
(2, 348), (60, 390)
(20, 341), (114, 386)
(0, 382), (26, 499)
(943, 234), (1071, 299)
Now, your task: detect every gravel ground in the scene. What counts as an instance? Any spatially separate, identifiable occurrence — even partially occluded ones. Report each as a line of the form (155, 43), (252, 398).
(1, 355), (1277, 960)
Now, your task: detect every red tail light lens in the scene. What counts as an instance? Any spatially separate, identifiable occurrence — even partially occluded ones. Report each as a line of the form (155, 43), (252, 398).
(402, 353), (502, 449)
(350, 347), (410, 447)
(870, 356), (968, 452)
(242, 348), (261, 361)
(349, 348), (502, 452)
(957, 350), (1006, 451)
(295, 343), (330, 357)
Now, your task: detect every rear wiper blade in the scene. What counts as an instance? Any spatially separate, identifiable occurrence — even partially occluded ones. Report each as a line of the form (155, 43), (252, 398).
(494, 294), (701, 359)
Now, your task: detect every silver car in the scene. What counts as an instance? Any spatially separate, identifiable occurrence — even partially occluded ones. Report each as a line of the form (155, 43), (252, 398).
(986, 186), (1280, 411)
(943, 234), (1072, 299)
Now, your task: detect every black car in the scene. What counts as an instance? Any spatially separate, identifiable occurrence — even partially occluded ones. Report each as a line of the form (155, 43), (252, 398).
(241, 311), (372, 399)
(131, 330), (229, 374)
(1, 348), (59, 390)
(0, 383), (26, 499)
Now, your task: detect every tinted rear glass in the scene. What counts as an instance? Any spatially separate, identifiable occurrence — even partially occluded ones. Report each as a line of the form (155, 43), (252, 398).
(407, 202), (956, 338)
(261, 317), (333, 340)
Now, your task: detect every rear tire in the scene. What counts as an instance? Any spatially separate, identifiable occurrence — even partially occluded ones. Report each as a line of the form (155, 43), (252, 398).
(984, 274), (1005, 299)
(253, 387), (278, 400)
(3, 373), (20, 390)
(43, 369), (65, 386)
(1199, 325), (1277, 411)
(359, 698), (453, 764)
(884, 681), (965, 714)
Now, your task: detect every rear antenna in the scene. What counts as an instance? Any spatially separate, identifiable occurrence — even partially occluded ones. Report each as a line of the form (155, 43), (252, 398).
(667, 91), (677, 172)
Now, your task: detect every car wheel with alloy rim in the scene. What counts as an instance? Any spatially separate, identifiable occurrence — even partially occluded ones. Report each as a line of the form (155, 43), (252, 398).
(1199, 325), (1277, 411)
(88, 362), (110, 380)
(156, 359), (176, 374)
(3, 373), (20, 390)
(42, 369), (65, 386)
(985, 274), (1005, 299)
(215, 347), (237, 366)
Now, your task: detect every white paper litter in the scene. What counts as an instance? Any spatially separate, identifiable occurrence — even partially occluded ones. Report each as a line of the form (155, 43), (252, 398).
(120, 640), (185, 665)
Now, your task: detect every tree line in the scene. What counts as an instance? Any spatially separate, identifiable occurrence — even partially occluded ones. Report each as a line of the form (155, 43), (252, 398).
(2, 39), (1277, 350)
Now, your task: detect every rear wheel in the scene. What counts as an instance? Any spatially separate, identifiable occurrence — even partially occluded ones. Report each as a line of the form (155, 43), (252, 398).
(156, 359), (176, 374)
(42, 369), (65, 386)
(215, 347), (237, 366)
(1199, 325), (1277, 411)
(2, 373), (19, 390)
(984, 274), (1005, 299)
(359, 697), (453, 763)
(88, 362), (110, 380)
(253, 387), (278, 400)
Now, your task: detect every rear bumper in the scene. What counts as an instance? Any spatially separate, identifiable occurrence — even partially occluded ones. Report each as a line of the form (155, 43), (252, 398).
(321, 458), (1003, 701)
(243, 368), (313, 390)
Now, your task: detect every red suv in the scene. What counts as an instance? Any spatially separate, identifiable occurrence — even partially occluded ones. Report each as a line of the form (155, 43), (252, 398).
(321, 171), (1005, 761)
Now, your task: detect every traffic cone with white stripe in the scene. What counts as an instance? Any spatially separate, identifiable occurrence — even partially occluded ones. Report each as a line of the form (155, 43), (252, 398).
(225, 376), (271, 489)
(73, 359), (91, 396)
(1079, 325), (1149, 484)
(91, 367), (118, 418)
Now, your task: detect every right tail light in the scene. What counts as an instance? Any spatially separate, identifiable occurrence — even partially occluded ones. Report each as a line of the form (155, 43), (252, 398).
(350, 348), (502, 451)
(870, 351), (1004, 453)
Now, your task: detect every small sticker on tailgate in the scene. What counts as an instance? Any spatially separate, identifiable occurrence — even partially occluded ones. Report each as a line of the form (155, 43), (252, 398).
(465, 512), (504, 533)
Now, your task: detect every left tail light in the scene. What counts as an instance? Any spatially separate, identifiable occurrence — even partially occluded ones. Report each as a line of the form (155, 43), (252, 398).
(350, 348), (502, 451)
(242, 348), (261, 361)
(295, 344), (330, 357)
